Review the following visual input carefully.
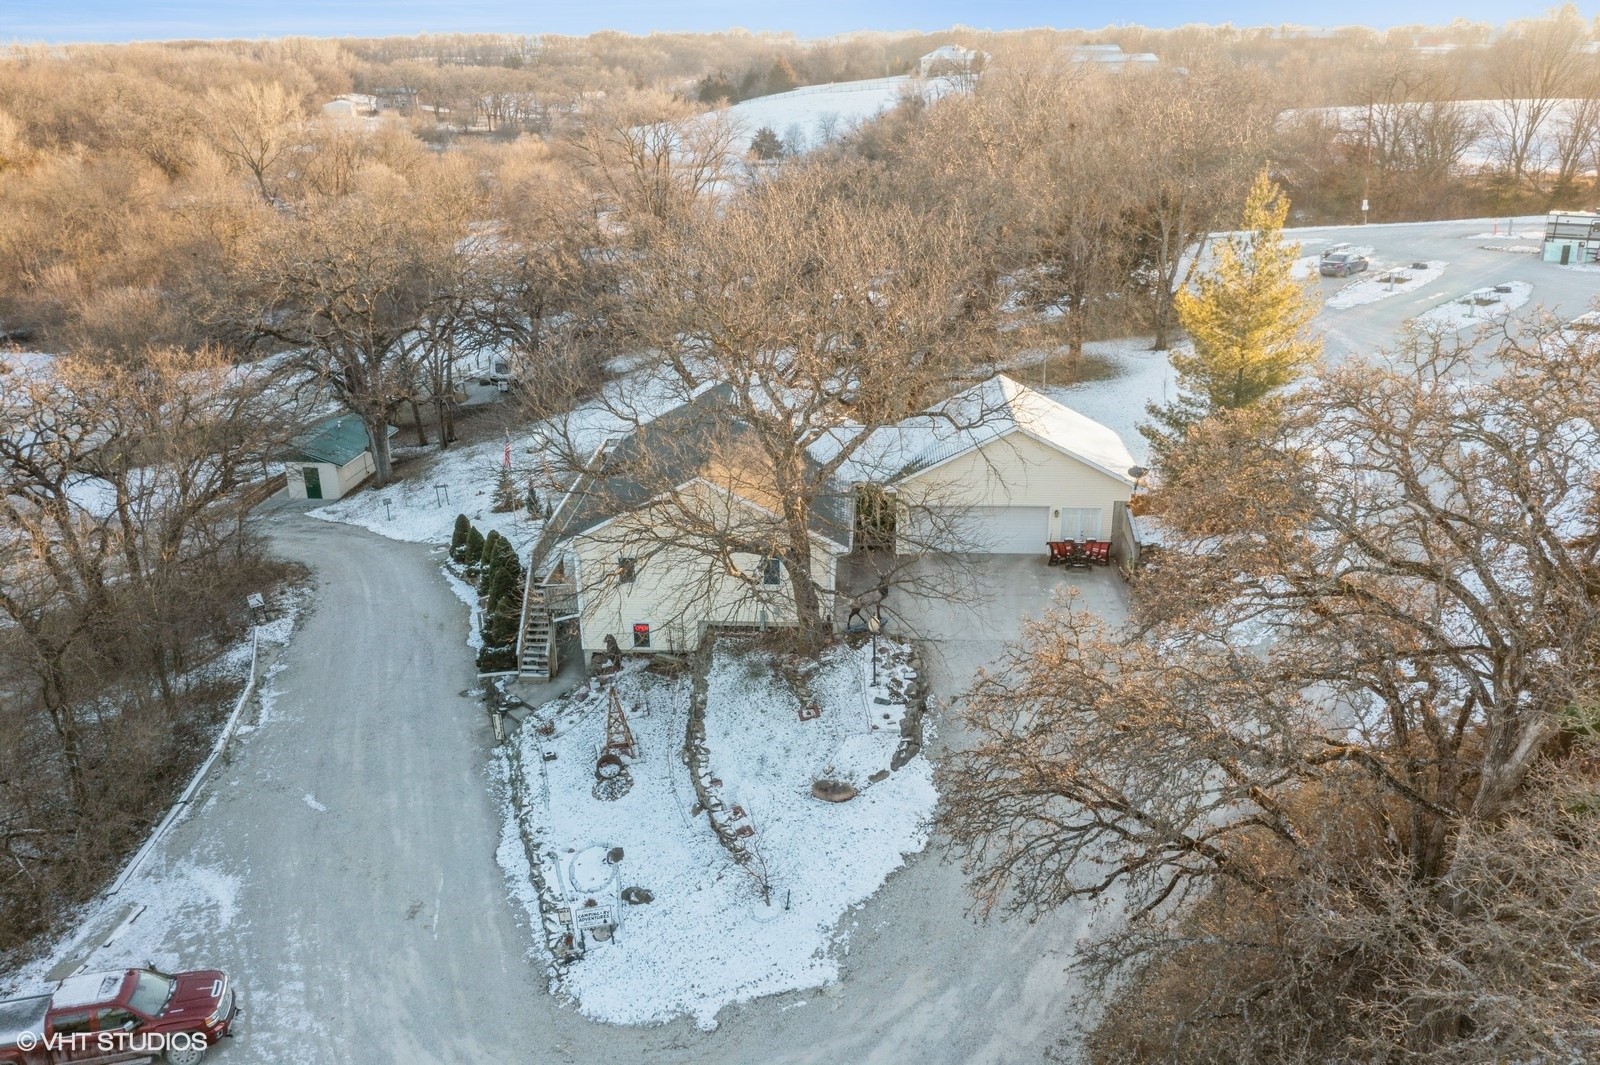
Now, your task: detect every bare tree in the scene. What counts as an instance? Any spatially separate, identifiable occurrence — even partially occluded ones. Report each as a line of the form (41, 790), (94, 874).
(205, 81), (307, 203)
(534, 161), (1006, 651)
(1551, 66), (1600, 193)
(221, 162), (479, 483)
(1349, 56), (1485, 211)
(0, 347), (294, 809)
(1484, 13), (1592, 188)
(940, 320), (1600, 1058)
(1120, 66), (1274, 350)
(566, 93), (741, 234)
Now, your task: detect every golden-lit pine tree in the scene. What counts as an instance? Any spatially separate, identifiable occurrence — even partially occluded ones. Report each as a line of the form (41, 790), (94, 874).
(1146, 171), (1320, 452)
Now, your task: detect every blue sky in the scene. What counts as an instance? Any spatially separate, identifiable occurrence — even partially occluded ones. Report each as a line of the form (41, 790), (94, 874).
(2, 0), (1594, 43)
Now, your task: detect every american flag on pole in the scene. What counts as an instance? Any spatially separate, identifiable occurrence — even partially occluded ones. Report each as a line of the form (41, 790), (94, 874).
(503, 431), (512, 470)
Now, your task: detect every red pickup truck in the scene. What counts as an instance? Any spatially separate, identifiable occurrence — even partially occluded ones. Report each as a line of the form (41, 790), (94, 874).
(0, 967), (237, 1065)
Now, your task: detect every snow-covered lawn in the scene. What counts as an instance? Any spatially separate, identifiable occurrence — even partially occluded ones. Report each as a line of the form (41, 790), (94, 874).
(308, 435), (546, 551)
(502, 640), (932, 1029)
(1040, 337), (1180, 467)
(1414, 280), (1533, 331)
(1326, 260), (1447, 309)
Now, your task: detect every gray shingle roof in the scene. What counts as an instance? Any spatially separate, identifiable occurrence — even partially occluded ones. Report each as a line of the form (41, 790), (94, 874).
(544, 385), (852, 556)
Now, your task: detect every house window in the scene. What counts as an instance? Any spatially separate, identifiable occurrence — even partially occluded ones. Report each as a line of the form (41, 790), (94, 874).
(759, 556), (783, 585)
(617, 557), (636, 584)
(632, 622), (651, 648)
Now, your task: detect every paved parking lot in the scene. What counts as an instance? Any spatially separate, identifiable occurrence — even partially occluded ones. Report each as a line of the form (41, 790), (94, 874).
(1294, 216), (1600, 363)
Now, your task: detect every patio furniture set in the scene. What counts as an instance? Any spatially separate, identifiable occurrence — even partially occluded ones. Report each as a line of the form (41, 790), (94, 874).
(1047, 540), (1111, 567)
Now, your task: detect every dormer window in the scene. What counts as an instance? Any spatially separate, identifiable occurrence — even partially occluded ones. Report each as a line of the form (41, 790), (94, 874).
(759, 557), (782, 586)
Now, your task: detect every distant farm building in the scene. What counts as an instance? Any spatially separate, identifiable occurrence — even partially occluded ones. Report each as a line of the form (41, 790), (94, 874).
(320, 94), (379, 120)
(1064, 44), (1160, 69)
(918, 45), (987, 78)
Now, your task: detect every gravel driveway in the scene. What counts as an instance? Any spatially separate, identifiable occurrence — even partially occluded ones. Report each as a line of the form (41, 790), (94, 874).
(33, 518), (1127, 1064)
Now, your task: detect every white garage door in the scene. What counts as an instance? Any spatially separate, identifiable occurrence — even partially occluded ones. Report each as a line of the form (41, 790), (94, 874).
(914, 505), (1050, 554)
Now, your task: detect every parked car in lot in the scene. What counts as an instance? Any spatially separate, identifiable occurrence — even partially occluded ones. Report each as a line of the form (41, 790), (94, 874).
(0, 967), (237, 1065)
(1320, 251), (1370, 277)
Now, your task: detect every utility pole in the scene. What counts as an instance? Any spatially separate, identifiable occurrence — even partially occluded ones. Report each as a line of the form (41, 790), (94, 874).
(1363, 99), (1373, 226)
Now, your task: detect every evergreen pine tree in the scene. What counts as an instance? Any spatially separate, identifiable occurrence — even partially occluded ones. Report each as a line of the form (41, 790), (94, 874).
(464, 526), (486, 569)
(485, 564), (520, 644)
(450, 514), (470, 562)
(767, 56), (798, 93)
(749, 127), (784, 161)
(697, 70), (737, 104)
(492, 466), (519, 513)
(1143, 171), (1321, 464)
(480, 530), (503, 587)
(489, 592), (522, 648)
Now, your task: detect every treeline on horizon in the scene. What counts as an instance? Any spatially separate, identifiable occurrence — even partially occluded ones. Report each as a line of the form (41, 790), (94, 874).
(0, 8), (1598, 358)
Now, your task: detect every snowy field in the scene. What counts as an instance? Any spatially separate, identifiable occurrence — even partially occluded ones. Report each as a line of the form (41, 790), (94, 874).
(503, 641), (932, 1029)
(1414, 280), (1533, 330)
(718, 76), (933, 155)
(309, 435), (545, 553)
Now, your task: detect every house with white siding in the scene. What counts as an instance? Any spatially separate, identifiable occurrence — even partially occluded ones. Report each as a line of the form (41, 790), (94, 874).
(518, 375), (1135, 674)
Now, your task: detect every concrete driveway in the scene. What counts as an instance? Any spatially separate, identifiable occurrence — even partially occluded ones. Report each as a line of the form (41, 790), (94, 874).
(887, 553), (1129, 705)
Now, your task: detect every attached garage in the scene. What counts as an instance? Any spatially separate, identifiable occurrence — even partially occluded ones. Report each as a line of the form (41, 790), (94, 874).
(911, 504), (1051, 554)
(882, 375), (1138, 559)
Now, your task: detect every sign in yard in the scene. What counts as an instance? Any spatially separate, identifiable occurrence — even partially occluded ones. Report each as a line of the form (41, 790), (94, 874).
(574, 904), (617, 931)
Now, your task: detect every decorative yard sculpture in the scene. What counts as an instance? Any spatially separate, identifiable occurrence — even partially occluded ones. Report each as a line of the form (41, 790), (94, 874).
(604, 688), (637, 760)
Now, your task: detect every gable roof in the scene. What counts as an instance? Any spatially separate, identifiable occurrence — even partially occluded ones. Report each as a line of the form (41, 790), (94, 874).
(818, 374), (1138, 487)
(286, 416), (395, 467)
(541, 386), (852, 560)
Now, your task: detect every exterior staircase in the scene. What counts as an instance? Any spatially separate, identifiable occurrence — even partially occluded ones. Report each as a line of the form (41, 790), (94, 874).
(517, 585), (555, 678)
(516, 555), (579, 679)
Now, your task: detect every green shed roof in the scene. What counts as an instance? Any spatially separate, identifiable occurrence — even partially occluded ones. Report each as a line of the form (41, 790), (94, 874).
(288, 417), (396, 467)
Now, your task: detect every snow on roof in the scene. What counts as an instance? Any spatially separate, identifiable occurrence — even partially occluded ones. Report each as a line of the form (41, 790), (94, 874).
(821, 374), (1139, 487)
(287, 416), (396, 467)
(52, 971), (126, 1010)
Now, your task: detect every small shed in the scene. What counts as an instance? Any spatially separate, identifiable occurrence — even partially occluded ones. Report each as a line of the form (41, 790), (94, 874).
(284, 417), (396, 501)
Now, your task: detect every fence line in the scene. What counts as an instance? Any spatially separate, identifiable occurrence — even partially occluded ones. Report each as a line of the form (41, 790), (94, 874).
(106, 626), (261, 895)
